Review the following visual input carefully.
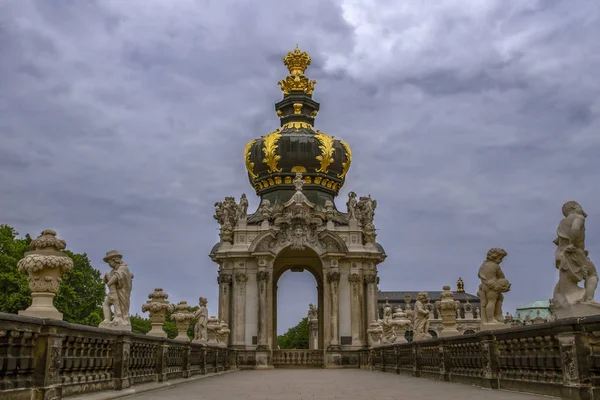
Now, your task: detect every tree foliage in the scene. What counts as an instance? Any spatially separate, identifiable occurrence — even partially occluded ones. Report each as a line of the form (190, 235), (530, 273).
(277, 317), (309, 349)
(0, 224), (105, 326)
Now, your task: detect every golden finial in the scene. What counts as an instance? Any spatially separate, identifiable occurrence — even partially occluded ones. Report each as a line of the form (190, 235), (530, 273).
(283, 44), (312, 76)
(278, 45), (317, 95)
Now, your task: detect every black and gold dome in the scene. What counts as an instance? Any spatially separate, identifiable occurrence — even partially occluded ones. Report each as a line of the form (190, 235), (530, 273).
(244, 45), (352, 206)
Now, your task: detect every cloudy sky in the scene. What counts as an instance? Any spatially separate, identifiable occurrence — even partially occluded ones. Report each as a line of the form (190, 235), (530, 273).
(1, 0), (600, 332)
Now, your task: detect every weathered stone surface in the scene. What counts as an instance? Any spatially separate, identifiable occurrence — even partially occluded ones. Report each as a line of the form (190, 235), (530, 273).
(99, 250), (134, 331)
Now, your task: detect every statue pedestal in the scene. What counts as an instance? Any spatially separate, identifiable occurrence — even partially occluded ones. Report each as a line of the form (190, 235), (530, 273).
(554, 302), (600, 319)
(147, 323), (167, 337)
(19, 293), (62, 320)
(99, 320), (132, 332)
(192, 338), (207, 344)
(439, 327), (460, 338)
(480, 322), (509, 331)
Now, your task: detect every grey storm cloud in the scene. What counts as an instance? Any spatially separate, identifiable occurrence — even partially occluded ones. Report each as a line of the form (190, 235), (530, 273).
(1, 0), (599, 331)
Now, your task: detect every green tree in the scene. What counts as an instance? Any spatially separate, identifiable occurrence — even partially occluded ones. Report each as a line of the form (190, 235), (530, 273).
(0, 225), (31, 313)
(0, 224), (105, 326)
(55, 251), (106, 326)
(131, 314), (152, 334)
(277, 317), (309, 349)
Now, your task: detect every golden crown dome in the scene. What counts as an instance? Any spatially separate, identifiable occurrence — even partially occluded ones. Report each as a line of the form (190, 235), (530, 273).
(278, 45), (317, 95)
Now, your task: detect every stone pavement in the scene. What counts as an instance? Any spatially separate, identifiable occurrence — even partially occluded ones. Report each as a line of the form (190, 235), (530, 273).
(121, 369), (554, 400)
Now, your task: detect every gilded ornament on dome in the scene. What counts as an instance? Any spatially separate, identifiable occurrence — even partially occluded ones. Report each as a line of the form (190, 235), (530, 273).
(293, 103), (303, 114)
(310, 110), (318, 117)
(244, 139), (258, 179)
(291, 166), (307, 173)
(277, 45), (317, 95)
(262, 130), (282, 173)
(337, 140), (352, 179)
(315, 131), (335, 173)
(276, 110), (283, 117)
(282, 121), (313, 130)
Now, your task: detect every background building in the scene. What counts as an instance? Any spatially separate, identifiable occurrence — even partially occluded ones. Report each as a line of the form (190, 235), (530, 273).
(378, 278), (482, 339)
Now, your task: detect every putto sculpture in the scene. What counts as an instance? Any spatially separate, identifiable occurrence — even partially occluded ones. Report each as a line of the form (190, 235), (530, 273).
(413, 292), (432, 341)
(99, 250), (134, 331)
(193, 297), (209, 343)
(17, 229), (74, 320)
(477, 248), (511, 329)
(552, 201), (600, 318)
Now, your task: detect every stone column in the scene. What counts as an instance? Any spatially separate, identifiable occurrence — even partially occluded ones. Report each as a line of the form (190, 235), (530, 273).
(18, 229), (74, 320)
(217, 271), (232, 326)
(256, 257), (271, 350)
(234, 272), (248, 347)
(141, 288), (174, 338)
(348, 272), (362, 346)
(364, 272), (377, 346)
(326, 259), (341, 348)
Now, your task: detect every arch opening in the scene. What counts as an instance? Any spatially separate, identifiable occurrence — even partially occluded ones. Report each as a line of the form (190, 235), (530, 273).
(272, 246), (324, 351)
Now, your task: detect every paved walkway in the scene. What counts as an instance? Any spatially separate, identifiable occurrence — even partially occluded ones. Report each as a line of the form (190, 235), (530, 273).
(122, 370), (554, 400)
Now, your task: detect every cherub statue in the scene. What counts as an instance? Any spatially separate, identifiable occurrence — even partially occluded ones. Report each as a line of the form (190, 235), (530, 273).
(477, 248), (511, 324)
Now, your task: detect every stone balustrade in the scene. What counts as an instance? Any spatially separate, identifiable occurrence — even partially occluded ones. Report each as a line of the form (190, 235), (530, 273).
(362, 314), (600, 399)
(0, 312), (236, 400)
(272, 350), (324, 368)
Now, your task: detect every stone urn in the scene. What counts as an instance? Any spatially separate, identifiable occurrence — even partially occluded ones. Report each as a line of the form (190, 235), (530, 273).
(17, 229), (74, 320)
(367, 320), (383, 347)
(141, 288), (174, 338)
(172, 301), (194, 341)
(389, 307), (412, 343)
(436, 285), (461, 338)
(206, 316), (220, 345)
(217, 320), (230, 347)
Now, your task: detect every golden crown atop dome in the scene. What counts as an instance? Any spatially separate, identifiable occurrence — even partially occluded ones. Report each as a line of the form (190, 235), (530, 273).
(278, 45), (317, 95)
(283, 44), (312, 76)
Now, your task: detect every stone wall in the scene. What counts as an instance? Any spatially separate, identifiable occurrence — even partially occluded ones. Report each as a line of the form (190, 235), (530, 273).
(362, 314), (600, 400)
(0, 312), (236, 400)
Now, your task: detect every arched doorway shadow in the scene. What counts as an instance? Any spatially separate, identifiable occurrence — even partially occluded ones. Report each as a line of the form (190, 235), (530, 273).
(272, 246), (324, 351)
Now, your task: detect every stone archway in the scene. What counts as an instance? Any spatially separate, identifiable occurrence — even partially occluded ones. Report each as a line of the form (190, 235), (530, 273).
(272, 246), (324, 352)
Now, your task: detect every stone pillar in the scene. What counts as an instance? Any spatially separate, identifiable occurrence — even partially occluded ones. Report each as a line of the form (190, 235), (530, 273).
(217, 271), (232, 327)
(326, 264), (341, 348)
(172, 301), (194, 341)
(348, 272), (362, 346)
(114, 334), (131, 389)
(141, 288), (174, 338)
(234, 272), (248, 347)
(364, 272), (377, 345)
(256, 257), (271, 350)
(18, 229), (74, 320)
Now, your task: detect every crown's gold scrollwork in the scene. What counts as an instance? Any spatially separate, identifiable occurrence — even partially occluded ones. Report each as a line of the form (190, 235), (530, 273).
(337, 140), (352, 179)
(282, 121), (313, 130)
(276, 110), (283, 117)
(315, 131), (335, 173)
(291, 166), (307, 173)
(310, 110), (318, 117)
(262, 130), (283, 173)
(244, 139), (258, 179)
(278, 45), (317, 95)
(293, 103), (303, 114)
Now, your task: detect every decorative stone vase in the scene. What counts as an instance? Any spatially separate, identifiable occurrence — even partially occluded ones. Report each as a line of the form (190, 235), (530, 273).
(436, 285), (460, 338)
(172, 301), (194, 341)
(367, 320), (383, 347)
(141, 288), (174, 337)
(217, 321), (230, 347)
(17, 229), (74, 320)
(207, 316), (220, 345)
(390, 307), (411, 343)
